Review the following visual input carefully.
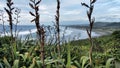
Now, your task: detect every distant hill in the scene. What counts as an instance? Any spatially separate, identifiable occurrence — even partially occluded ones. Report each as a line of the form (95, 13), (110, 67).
(106, 22), (120, 26)
(64, 22), (120, 29)
(94, 22), (108, 27)
(94, 22), (120, 28)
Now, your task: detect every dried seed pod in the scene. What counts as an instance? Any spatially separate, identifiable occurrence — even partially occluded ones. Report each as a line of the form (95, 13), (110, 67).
(81, 3), (90, 8)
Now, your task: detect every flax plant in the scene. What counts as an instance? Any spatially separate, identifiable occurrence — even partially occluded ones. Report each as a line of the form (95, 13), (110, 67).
(29, 0), (41, 40)
(14, 8), (21, 38)
(4, 0), (14, 39)
(55, 0), (61, 56)
(81, 0), (96, 67)
(29, 0), (45, 68)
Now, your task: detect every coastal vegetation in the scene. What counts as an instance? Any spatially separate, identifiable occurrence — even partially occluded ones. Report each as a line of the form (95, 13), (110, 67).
(0, 0), (120, 68)
(0, 30), (120, 68)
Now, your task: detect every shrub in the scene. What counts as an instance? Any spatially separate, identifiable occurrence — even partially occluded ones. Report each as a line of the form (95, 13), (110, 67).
(112, 30), (120, 41)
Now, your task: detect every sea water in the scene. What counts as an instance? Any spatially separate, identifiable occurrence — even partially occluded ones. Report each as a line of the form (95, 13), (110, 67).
(0, 25), (100, 41)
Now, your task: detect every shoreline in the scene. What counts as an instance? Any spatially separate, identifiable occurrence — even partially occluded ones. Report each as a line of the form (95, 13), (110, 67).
(0, 25), (118, 41)
(65, 26), (113, 38)
(64, 27), (101, 40)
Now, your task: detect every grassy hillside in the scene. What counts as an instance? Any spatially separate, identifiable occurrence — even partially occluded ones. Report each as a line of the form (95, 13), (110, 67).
(0, 30), (120, 68)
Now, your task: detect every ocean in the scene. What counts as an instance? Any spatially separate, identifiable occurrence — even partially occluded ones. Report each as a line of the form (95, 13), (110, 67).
(0, 25), (100, 41)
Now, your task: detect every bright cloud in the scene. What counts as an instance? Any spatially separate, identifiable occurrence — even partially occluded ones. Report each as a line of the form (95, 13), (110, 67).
(0, 0), (120, 25)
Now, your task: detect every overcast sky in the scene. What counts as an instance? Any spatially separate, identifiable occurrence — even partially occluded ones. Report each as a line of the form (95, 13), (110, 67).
(0, 0), (120, 25)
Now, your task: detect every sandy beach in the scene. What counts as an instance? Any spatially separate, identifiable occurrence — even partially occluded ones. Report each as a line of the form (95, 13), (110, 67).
(62, 26), (117, 41)
(62, 27), (101, 41)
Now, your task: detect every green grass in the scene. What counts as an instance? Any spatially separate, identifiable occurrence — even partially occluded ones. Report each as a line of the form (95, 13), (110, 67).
(0, 31), (120, 68)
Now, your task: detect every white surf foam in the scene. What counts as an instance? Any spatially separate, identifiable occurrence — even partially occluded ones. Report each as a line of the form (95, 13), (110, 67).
(18, 28), (37, 35)
(0, 27), (100, 41)
(60, 29), (73, 36)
